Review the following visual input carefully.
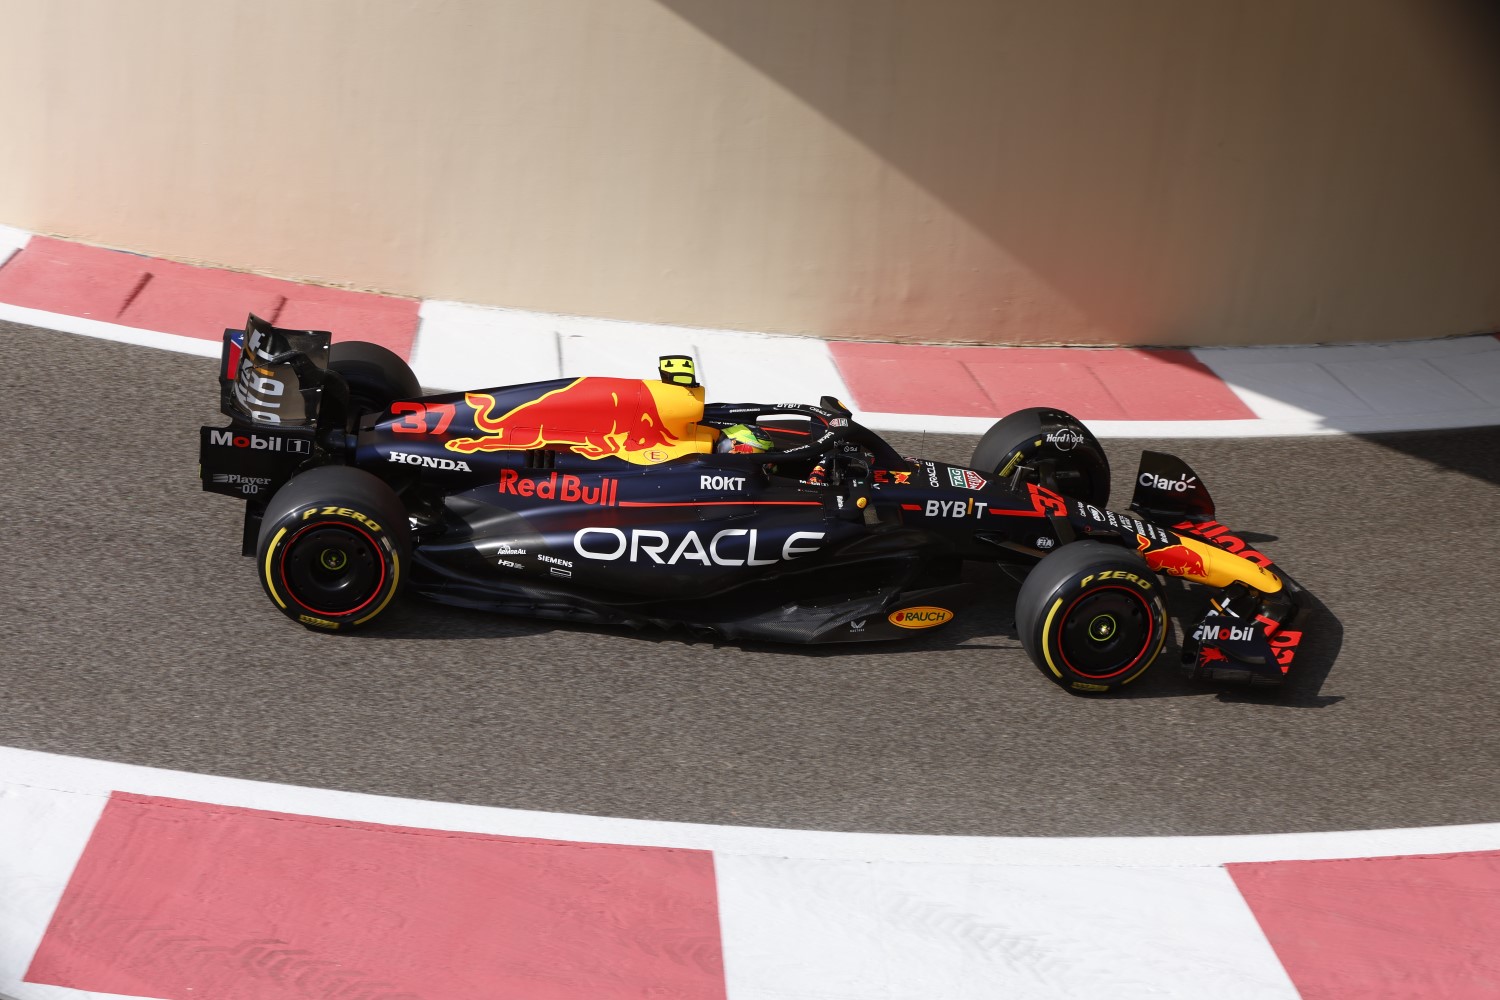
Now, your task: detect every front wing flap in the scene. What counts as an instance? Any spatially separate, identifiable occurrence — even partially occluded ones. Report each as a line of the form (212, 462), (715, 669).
(1182, 572), (1308, 686)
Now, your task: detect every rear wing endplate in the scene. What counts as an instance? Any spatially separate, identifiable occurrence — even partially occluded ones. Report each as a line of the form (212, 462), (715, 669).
(219, 314), (332, 426)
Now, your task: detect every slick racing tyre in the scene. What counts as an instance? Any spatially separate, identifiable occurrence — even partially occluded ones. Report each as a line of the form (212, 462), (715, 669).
(256, 466), (412, 631)
(329, 341), (422, 417)
(1015, 541), (1168, 694)
(971, 407), (1109, 507)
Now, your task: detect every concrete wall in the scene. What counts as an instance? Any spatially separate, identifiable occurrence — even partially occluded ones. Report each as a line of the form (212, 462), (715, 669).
(0, 0), (1496, 346)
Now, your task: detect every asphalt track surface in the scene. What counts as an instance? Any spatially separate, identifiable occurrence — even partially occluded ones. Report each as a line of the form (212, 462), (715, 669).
(4, 319), (1499, 838)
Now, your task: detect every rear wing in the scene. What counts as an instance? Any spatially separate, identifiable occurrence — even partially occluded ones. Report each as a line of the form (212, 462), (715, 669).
(200, 315), (333, 510)
(218, 314), (332, 426)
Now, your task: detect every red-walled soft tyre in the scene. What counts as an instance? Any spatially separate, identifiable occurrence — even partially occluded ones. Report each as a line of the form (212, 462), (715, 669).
(256, 466), (411, 631)
(1016, 541), (1168, 694)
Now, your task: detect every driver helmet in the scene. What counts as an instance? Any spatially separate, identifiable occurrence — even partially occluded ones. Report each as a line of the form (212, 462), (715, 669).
(715, 423), (773, 454)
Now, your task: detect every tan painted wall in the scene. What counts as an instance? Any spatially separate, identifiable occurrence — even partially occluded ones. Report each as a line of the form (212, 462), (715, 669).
(0, 0), (1496, 346)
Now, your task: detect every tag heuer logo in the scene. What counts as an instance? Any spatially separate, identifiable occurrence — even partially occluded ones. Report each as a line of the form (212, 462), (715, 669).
(946, 468), (987, 491)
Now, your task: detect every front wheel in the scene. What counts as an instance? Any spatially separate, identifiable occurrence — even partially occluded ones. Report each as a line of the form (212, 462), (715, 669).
(971, 407), (1109, 507)
(1015, 541), (1168, 694)
(256, 466), (412, 631)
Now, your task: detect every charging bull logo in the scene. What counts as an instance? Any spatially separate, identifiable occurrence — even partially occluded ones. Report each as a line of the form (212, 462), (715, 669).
(1136, 533), (1208, 578)
(1172, 520), (1273, 569)
(446, 378), (684, 463)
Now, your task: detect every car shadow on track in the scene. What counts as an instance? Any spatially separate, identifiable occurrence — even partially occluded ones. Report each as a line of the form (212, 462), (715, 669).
(757, 565), (1346, 707)
(1128, 578), (1345, 707)
(337, 562), (1343, 706)
(1356, 425), (1500, 489)
(334, 602), (563, 643)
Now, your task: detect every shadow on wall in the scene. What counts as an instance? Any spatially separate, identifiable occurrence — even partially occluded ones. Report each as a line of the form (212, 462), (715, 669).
(654, 0), (1500, 345)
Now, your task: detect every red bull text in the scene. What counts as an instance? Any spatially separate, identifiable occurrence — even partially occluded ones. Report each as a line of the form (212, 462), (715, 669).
(498, 470), (619, 506)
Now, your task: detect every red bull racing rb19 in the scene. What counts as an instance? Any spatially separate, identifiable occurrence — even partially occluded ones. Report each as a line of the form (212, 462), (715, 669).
(199, 315), (1310, 695)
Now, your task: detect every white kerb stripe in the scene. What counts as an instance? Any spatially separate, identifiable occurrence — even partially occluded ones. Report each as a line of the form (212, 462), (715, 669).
(716, 853), (1298, 999)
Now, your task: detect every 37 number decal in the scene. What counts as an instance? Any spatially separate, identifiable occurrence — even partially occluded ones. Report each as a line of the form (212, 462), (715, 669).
(391, 402), (457, 435)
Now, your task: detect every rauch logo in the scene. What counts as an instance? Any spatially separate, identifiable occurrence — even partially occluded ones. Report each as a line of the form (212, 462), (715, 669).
(888, 607), (954, 629)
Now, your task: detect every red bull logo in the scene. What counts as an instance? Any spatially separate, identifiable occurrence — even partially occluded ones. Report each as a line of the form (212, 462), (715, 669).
(446, 378), (695, 464)
(498, 470), (619, 506)
(1136, 533), (1208, 578)
(1172, 520), (1273, 568)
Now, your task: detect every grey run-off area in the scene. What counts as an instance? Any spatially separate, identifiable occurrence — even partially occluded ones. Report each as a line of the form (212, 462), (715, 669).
(2, 320), (1497, 837)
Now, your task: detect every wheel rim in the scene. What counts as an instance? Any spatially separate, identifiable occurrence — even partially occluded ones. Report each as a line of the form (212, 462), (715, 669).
(1057, 585), (1154, 680)
(279, 522), (385, 616)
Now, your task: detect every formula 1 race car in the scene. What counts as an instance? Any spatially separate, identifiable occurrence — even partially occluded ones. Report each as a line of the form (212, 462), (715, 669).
(199, 315), (1308, 694)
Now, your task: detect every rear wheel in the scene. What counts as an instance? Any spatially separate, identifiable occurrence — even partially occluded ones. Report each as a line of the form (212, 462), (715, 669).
(256, 466), (411, 631)
(329, 341), (421, 417)
(1015, 541), (1168, 694)
(971, 407), (1109, 507)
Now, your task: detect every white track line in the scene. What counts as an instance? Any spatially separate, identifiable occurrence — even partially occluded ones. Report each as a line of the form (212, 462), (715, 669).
(0, 748), (1304, 1000)
(0, 302), (221, 358)
(6, 746), (1500, 868)
(3, 746), (1497, 1000)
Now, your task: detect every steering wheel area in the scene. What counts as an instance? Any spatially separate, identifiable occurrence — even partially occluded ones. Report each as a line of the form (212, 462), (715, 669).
(700, 401), (854, 466)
